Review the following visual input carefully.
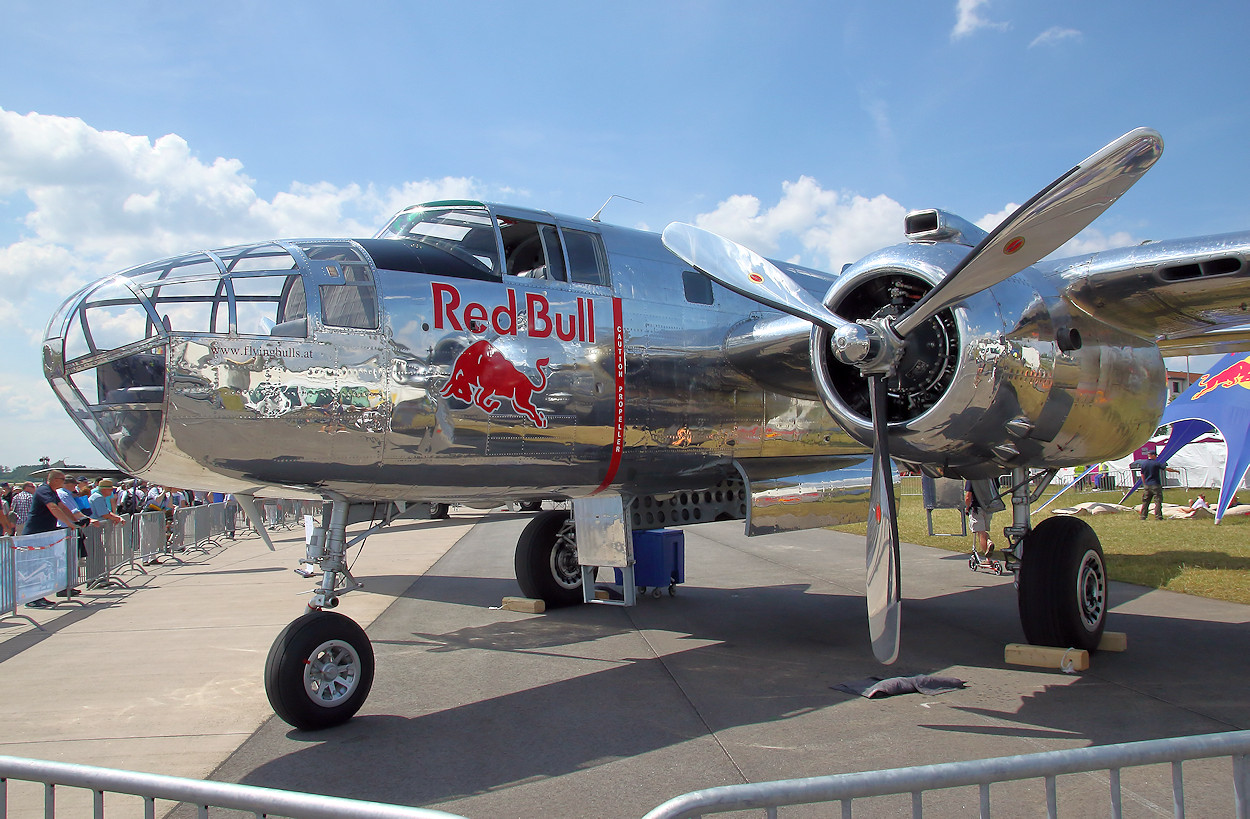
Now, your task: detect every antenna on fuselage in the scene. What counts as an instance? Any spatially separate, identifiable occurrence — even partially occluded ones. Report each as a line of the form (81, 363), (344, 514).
(591, 195), (643, 222)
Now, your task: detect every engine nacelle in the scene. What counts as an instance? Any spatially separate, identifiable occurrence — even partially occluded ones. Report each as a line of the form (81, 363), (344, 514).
(810, 242), (1167, 479)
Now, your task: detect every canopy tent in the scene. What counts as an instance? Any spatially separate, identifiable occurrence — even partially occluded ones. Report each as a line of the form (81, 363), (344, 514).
(1132, 353), (1250, 523)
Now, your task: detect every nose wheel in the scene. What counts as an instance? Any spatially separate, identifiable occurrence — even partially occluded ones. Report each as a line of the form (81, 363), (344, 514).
(265, 610), (375, 730)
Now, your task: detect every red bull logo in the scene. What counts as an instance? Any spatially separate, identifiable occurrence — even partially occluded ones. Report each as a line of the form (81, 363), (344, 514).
(1191, 355), (1250, 400)
(441, 340), (551, 427)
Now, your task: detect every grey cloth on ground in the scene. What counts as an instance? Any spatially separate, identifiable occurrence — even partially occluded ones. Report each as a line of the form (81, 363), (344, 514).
(833, 674), (967, 698)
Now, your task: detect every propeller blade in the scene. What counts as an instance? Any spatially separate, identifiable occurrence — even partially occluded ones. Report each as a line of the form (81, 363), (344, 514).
(893, 127), (1163, 338)
(662, 222), (850, 333)
(864, 374), (901, 664)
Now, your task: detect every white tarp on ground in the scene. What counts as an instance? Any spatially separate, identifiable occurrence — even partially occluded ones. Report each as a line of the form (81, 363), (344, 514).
(1050, 500), (1250, 518)
(1053, 433), (1250, 490)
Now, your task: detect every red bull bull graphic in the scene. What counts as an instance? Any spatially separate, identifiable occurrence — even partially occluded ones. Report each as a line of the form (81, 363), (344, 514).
(1191, 354), (1250, 400)
(441, 340), (552, 428)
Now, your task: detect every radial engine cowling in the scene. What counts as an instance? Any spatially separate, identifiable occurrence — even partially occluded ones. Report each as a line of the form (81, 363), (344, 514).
(810, 243), (1168, 480)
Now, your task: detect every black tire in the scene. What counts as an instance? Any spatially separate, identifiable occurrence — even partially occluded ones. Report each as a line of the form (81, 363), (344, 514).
(514, 510), (583, 607)
(265, 610), (375, 730)
(429, 503), (450, 519)
(1017, 516), (1108, 651)
(518, 500), (542, 512)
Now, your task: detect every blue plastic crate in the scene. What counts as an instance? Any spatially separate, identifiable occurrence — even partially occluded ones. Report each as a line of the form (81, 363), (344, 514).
(615, 529), (685, 589)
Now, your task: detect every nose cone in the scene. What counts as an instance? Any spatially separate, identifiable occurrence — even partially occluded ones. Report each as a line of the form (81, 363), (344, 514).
(44, 274), (168, 472)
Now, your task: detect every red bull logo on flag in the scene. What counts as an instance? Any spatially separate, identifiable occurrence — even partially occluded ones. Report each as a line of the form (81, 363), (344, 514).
(1191, 354), (1250, 400)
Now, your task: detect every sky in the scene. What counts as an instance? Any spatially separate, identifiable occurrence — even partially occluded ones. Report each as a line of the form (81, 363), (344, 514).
(1, 0), (1248, 468)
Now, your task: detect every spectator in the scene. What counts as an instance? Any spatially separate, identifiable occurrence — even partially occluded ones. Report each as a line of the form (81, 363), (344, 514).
(88, 479), (124, 524)
(965, 480), (994, 561)
(22, 470), (98, 608)
(1130, 450), (1178, 521)
(0, 482), (13, 536)
(11, 482), (35, 530)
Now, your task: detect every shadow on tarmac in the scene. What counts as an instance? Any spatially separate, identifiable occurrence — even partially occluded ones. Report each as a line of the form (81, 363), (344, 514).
(201, 518), (1250, 816)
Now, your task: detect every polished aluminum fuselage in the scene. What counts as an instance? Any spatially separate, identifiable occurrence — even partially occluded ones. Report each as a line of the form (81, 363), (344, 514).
(45, 205), (865, 503)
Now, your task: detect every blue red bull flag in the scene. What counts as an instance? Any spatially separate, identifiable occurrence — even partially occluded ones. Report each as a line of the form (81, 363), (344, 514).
(1155, 352), (1250, 523)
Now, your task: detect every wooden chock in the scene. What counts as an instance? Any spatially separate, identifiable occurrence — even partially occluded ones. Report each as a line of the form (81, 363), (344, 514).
(500, 596), (546, 614)
(1098, 631), (1128, 652)
(1005, 643), (1090, 672)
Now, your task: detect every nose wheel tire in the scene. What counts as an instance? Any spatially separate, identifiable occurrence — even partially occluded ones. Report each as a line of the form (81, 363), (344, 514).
(1017, 516), (1107, 651)
(265, 610), (375, 730)
(514, 510), (583, 607)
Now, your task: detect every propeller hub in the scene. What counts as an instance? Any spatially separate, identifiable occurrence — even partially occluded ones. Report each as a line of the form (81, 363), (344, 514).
(832, 324), (873, 364)
(831, 319), (903, 376)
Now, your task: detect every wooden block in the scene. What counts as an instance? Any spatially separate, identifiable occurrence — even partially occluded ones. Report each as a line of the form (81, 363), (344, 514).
(594, 589), (610, 601)
(1005, 643), (1089, 672)
(500, 596), (545, 614)
(1098, 631), (1128, 652)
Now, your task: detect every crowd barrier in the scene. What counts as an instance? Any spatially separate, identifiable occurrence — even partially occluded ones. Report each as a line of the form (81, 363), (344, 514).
(0, 754), (468, 819)
(0, 501), (257, 621)
(644, 729), (1250, 818)
(3, 730), (1247, 817)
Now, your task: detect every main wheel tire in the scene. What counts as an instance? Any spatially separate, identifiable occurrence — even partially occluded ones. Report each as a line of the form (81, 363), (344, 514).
(429, 503), (450, 519)
(514, 510), (583, 607)
(1017, 516), (1108, 651)
(265, 610), (375, 730)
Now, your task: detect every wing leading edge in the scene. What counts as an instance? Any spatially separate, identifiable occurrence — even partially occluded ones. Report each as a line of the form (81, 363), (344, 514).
(1050, 231), (1250, 355)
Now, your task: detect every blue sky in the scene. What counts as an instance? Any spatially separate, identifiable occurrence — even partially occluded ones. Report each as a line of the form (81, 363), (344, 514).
(1, 0), (1247, 468)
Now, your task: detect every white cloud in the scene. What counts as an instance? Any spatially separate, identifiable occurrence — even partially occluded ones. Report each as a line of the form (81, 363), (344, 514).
(952, 0), (1009, 40)
(694, 176), (906, 272)
(1030, 27), (1082, 48)
(0, 106), (483, 463)
(0, 106), (480, 320)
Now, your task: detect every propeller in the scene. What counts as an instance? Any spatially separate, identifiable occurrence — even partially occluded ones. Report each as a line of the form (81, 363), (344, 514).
(661, 127), (1164, 663)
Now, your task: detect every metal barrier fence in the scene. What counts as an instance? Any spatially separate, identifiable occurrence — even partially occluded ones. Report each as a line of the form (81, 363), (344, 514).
(643, 730), (1250, 818)
(0, 754), (469, 819)
(1, 503), (243, 621)
(4, 731), (1248, 818)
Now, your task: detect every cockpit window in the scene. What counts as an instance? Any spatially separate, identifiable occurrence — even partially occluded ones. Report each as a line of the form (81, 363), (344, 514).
(143, 278), (227, 335)
(218, 243), (297, 273)
(500, 218), (567, 281)
(299, 243), (379, 330)
(63, 279), (154, 363)
(230, 274), (305, 336)
(376, 205), (500, 276)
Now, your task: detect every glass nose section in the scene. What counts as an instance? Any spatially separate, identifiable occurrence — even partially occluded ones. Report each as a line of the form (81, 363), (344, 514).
(45, 276), (168, 472)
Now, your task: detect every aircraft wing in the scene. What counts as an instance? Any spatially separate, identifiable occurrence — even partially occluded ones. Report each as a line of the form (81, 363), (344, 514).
(1050, 230), (1250, 355)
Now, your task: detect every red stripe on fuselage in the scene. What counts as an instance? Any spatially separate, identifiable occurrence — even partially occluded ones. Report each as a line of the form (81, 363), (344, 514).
(592, 297), (625, 494)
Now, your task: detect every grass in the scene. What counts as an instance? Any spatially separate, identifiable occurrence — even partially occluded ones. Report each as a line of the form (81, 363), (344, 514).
(833, 487), (1250, 605)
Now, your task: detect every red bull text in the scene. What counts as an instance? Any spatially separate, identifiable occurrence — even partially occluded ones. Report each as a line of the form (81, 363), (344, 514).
(432, 282), (596, 342)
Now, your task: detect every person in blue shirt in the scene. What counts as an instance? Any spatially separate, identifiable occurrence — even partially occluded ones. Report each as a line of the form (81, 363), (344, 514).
(88, 479), (124, 524)
(1130, 450), (1178, 520)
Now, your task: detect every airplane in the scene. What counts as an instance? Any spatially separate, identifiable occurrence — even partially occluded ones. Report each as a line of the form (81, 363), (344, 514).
(40, 127), (1250, 730)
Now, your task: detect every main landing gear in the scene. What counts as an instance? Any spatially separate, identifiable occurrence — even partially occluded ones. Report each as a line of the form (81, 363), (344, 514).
(994, 468), (1108, 652)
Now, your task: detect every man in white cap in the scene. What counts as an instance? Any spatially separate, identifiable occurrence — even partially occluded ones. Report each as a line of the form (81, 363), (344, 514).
(88, 479), (124, 524)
